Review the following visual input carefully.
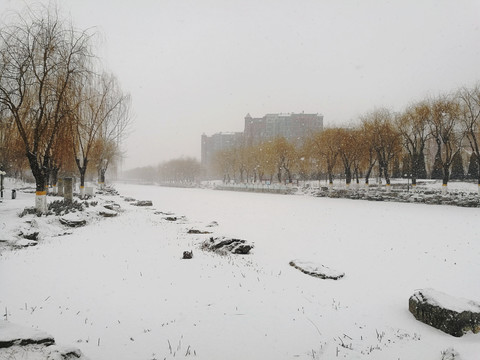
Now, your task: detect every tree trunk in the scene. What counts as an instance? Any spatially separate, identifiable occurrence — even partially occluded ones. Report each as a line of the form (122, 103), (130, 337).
(328, 172), (334, 185)
(383, 164), (391, 191)
(100, 168), (106, 184)
(345, 166), (352, 186)
(51, 167), (59, 195)
(284, 167), (292, 184)
(442, 164), (450, 188)
(364, 162), (375, 187)
(26, 152), (47, 213)
(476, 155), (480, 195)
(410, 153), (418, 187)
(76, 157), (88, 198)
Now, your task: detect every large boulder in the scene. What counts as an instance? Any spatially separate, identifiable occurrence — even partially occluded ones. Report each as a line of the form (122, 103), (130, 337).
(409, 288), (480, 337)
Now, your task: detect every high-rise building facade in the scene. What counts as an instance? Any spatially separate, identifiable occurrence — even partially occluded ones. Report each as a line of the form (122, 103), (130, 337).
(201, 112), (323, 177)
(201, 132), (244, 169)
(243, 112), (323, 146)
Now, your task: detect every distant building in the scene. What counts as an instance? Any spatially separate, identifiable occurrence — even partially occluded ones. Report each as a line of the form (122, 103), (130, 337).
(244, 112), (323, 146)
(201, 132), (244, 170)
(201, 112), (323, 177)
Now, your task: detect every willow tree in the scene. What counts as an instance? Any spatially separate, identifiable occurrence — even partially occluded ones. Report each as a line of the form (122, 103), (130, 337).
(363, 108), (401, 188)
(0, 4), (93, 212)
(357, 121), (377, 186)
(428, 95), (463, 189)
(306, 128), (341, 186)
(458, 84), (480, 191)
(68, 73), (128, 196)
(337, 127), (360, 186)
(93, 79), (131, 188)
(268, 137), (296, 184)
(396, 101), (431, 187)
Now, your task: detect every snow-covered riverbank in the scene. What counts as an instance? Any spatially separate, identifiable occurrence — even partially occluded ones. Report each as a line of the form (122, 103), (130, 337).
(1, 183), (480, 359)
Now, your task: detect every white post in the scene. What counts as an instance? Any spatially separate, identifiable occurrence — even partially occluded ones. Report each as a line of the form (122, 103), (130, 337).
(35, 191), (47, 214)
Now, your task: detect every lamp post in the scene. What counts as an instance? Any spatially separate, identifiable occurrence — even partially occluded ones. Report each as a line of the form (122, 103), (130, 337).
(0, 170), (5, 198)
(405, 173), (412, 192)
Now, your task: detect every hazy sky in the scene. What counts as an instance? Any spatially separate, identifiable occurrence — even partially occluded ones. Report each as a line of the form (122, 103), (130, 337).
(2, 0), (480, 170)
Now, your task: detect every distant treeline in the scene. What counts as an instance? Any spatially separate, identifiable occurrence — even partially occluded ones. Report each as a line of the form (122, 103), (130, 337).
(212, 85), (480, 187)
(123, 84), (480, 188)
(122, 157), (202, 183)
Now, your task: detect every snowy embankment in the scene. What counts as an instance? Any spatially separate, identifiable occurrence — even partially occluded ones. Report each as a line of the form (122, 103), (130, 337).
(1, 182), (480, 359)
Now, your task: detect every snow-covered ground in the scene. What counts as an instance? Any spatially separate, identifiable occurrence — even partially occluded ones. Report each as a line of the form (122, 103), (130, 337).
(1, 182), (480, 359)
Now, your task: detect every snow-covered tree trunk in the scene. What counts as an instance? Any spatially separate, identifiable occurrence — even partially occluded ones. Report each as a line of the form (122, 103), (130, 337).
(442, 184), (448, 194)
(35, 193), (47, 214)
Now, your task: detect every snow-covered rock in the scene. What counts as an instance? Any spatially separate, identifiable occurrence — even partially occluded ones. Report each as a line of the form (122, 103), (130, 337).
(409, 288), (480, 337)
(201, 236), (254, 254)
(103, 203), (120, 211)
(59, 213), (86, 227)
(0, 321), (89, 359)
(183, 250), (193, 259)
(441, 347), (462, 360)
(187, 228), (212, 234)
(133, 200), (153, 206)
(99, 208), (118, 217)
(13, 238), (38, 248)
(289, 259), (345, 280)
(0, 321), (54, 348)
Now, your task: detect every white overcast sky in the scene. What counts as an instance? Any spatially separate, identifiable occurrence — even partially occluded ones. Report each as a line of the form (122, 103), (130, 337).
(2, 0), (480, 170)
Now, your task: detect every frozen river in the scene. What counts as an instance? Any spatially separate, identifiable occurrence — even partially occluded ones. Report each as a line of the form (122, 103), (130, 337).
(1, 183), (479, 359)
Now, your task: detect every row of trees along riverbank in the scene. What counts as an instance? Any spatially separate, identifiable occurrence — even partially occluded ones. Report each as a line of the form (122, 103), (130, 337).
(213, 87), (480, 191)
(0, 4), (131, 212)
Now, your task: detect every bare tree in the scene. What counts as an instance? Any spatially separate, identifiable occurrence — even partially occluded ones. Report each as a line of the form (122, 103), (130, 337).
(337, 127), (360, 186)
(306, 128), (341, 186)
(396, 101), (431, 186)
(362, 108), (401, 188)
(92, 77), (131, 187)
(255, 140), (277, 183)
(0, 4), (93, 211)
(269, 137), (296, 184)
(428, 94), (463, 188)
(68, 73), (128, 196)
(458, 84), (480, 188)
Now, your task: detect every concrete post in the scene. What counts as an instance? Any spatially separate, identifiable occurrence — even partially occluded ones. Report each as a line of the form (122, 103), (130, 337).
(64, 177), (73, 201)
(57, 178), (64, 196)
